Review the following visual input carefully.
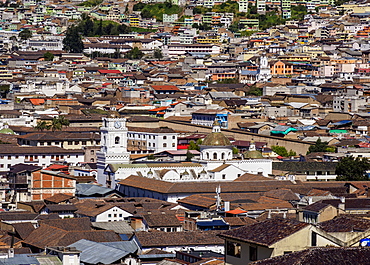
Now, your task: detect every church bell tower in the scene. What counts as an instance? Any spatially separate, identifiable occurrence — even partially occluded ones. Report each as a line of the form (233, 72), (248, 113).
(96, 116), (130, 187)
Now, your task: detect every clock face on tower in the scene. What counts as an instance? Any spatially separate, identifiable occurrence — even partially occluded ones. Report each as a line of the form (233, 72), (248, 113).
(114, 121), (122, 129)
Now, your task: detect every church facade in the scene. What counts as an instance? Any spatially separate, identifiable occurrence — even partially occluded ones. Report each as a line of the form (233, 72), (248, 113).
(97, 117), (272, 187)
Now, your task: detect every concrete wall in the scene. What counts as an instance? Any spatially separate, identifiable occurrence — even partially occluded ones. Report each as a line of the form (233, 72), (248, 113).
(159, 120), (311, 155)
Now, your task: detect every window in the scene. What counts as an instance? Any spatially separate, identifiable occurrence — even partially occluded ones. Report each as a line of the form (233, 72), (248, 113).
(74, 141), (79, 145)
(40, 142), (44, 146)
(108, 214), (111, 217)
(119, 214), (122, 217)
(249, 246), (257, 261)
(82, 141), (86, 145)
(172, 136), (175, 139)
(172, 143), (175, 147)
(226, 241), (241, 258)
(7, 156), (10, 160)
(15, 155), (18, 159)
(115, 136), (120, 145)
(222, 174), (226, 179)
(163, 136), (167, 140)
(311, 232), (317, 246)
(91, 150), (94, 155)
(222, 153), (225, 160)
(42, 155), (46, 158)
(114, 214), (117, 217)
(213, 152), (217, 160)
(163, 143), (167, 148)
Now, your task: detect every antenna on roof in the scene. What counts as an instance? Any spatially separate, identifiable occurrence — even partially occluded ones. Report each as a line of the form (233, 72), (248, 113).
(215, 185), (221, 212)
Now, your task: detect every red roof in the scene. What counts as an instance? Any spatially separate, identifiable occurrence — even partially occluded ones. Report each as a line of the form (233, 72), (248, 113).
(149, 106), (168, 112)
(151, 85), (180, 91)
(226, 209), (248, 215)
(45, 164), (69, 171)
(98, 69), (122, 74)
(29, 98), (45, 105)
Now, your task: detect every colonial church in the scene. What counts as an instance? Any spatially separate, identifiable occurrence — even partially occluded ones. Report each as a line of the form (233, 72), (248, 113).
(97, 116), (272, 188)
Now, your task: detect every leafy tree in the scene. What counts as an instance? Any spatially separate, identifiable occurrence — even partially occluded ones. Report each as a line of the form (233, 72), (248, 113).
(19, 29), (32, 40)
(336, 156), (370, 181)
(188, 140), (200, 151)
(272, 145), (288, 157)
(186, 150), (195, 161)
(307, 138), (335, 154)
(49, 116), (70, 132)
(34, 121), (50, 131)
(247, 85), (262, 96)
(43, 52), (54, 61)
(232, 147), (239, 154)
(63, 26), (84, 53)
(291, 5), (307, 21)
(133, 2), (145, 10)
(154, 48), (163, 59)
(124, 47), (144, 59)
(288, 149), (297, 156)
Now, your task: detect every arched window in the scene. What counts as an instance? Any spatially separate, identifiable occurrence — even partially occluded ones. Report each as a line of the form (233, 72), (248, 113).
(206, 152), (209, 160)
(115, 136), (120, 144)
(90, 150), (94, 155)
(163, 143), (167, 147)
(213, 152), (217, 160)
(221, 153), (225, 160)
(163, 136), (167, 140)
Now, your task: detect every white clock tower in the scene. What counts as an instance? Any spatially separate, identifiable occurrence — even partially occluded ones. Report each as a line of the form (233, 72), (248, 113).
(96, 116), (130, 187)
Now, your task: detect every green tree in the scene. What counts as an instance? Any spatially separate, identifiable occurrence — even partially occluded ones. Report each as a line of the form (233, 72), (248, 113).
(49, 116), (70, 132)
(43, 52), (54, 61)
(307, 138), (335, 154)
(124, 47), (144, 59)
(232, 147), (239, 154)
(336, 156), (370, 181)
(63, 26), (84, 53)
(34, 121), (50, 131)
(288, 149), (297, 156)
(154, 48), (163, 59)
(247, 85), (263, 96)
(272, 145), (289, 157)
(19, 29), (32, 40)
(186, 150), (195, 161)
(188, 140), (201, 151)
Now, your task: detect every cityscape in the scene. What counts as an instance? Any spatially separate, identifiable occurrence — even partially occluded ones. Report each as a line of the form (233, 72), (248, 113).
(0, 0), (369, 264)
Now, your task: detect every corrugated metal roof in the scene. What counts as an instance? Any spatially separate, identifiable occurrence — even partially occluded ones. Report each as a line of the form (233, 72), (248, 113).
(69, 239), (132, 264)
(92, 221), (135, 235)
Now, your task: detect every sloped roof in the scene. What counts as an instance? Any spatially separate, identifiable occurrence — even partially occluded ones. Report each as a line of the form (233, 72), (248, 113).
(219, 218), (309, 247)
(317, 215), (370, 233)
(250, 247), (370, 265)
(68, 239), (134, 264)
(24, 224), (121, 249)
(136, 231), (223, 247)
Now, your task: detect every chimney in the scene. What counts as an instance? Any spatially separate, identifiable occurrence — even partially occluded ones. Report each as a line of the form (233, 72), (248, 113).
(224, 201), (230, 212)
(338, 197), (345, 211)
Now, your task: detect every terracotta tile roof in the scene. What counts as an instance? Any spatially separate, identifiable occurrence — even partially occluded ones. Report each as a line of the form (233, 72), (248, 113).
(119, 176), (304, 194)
(263, 189), (300, 201)
(317, 215), (370, 233)
(143, 213), (182, 228)
(0, 145), (83, 155)
(12, 222), (35, 240)
(151, 85), (180, 91)
(223, 217), (256, 226)
(177, 195), (215, 209)
(250, 247), (370, 265)
(219, 218), (309, 247)
(39, 217), (92, 231)
(303, 201), (330, 213)
(136, 231), (223, 247)
(23, 223), (121, 249)
(44, 193), (74, 204)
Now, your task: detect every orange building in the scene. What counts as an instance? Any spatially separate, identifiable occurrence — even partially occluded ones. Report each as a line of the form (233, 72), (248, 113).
(270, 60), (293, 76)
(31, 170), (76, 200)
